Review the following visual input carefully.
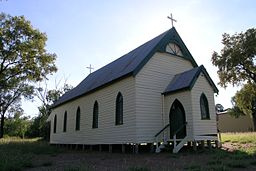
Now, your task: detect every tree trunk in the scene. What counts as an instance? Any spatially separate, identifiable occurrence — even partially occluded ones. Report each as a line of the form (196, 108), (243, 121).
(0, 114), (4, 138)
(253, 114), (256, 132)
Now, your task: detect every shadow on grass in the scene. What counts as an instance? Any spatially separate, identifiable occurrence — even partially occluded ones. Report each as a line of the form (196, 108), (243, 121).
(1, 137), (256, 171)
(0, 138), (63, 171)
(184, 147), (256, 171)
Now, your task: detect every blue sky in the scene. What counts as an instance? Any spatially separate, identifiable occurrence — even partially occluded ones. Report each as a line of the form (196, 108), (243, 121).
(1, 0), (256, 116)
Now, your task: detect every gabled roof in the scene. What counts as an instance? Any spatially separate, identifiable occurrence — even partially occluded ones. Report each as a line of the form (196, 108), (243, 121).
(163, 65), (219, 95)
(53, 27), (198, 108)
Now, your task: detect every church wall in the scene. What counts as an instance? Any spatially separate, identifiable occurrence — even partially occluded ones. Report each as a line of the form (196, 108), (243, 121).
(191, 73), (218, 139)
(135, 52), (194, 142)
(49, 76), (136, 144)
(164, 91), (194, 140)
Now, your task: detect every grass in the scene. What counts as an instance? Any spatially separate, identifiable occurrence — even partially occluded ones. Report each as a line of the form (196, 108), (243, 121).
(221, 132), (256, 144)
(182, 132), (256, 171)
(0, 137), (62, 171)
(42, 161), (53, 166)
(63, 166), (92, 171)
(0, 133), (256, 170)
(127, 166), (150, 171)
(184, 164), (201, 171)
(213, 132), (256, 169)
(221, 132), (256, 155)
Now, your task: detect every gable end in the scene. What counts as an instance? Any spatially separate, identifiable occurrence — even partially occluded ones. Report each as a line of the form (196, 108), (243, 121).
(163, 65), (218, 95)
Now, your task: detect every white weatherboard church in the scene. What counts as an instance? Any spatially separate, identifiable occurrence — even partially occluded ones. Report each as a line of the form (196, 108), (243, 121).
(47, 26), (219, 153)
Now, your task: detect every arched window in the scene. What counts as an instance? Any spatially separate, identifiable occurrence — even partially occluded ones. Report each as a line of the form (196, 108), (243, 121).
(200, 93), (210, 119)
(76, 107), (81, 131)
(53, 115), (57, 133)
(115, 92), (123, 125)
(92, 101), (98, 128)
(63, 111), (67, 132)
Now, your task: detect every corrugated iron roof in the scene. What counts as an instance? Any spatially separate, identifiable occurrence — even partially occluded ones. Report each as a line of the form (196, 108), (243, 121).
(52, 27), (199, 108)
(163, 65), (219, 95)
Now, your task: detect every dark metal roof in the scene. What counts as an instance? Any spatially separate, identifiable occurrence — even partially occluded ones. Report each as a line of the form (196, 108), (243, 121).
(163, 65), (219, 95)
(53, 27), (199, 108)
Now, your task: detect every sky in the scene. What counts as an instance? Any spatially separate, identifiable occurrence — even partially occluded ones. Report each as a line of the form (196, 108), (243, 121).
(1, 0), (256, 117)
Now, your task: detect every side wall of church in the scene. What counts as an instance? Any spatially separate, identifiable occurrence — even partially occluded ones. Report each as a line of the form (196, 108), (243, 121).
(49, 76), (136, 144)
(135, 52), (194, 142)
(191, 73), (218, 140)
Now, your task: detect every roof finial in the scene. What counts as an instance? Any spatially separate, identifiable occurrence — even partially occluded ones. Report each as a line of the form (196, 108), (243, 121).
(167, 13), (177, 28)
(86, 64), (94, 74)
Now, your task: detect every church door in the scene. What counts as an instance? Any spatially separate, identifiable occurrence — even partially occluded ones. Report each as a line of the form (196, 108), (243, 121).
(169, 99), (186, 139)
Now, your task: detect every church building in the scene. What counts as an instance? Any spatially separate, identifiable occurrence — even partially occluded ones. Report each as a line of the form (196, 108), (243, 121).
(47, 27), (219, 153)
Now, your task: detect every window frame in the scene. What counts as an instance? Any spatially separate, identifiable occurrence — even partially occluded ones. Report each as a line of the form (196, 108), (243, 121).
(53, 114), (57, 133)
(200, 93), (210, 120)
(92, 101), (98, 128)
(63, 111), (67, 132)
(75, 107), (81, 131)
(115, 92), (123, 125)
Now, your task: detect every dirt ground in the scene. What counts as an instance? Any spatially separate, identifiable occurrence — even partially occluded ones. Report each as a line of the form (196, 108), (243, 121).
(26, 151), (208, 171)
(25, 145), (256, 171)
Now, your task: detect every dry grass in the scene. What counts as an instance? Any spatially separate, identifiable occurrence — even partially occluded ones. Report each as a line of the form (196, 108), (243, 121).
(221, 132), (256, 155)
(0, 133), (256, 171)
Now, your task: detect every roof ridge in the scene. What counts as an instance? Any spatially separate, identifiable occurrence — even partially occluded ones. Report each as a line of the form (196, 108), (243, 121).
(52, 27), (204, 108)
(52, 28), (173, 108)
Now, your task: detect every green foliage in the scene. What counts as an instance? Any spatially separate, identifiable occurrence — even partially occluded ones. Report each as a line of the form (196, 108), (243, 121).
(233, 83), (256, 116)
(227, 105), (244, 118)
(212, 28), (256, 87)
(28, 114), (50, 139)
(0, 12), (57, 138)
(29, 81), (73, 139)
(228, 83), (256, 129)
(212, 28), (256, 128)
(4, 111), (31, 138)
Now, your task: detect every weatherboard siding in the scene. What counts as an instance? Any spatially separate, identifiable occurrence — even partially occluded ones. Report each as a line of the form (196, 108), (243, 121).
(164, 91), (194, 140)
(135, 52), (194, 142)
(49, 76), (136, 144)
(191, 73), (218, 139)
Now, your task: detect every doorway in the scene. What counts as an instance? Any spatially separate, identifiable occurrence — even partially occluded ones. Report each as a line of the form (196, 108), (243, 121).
(169, 99), (187, 139)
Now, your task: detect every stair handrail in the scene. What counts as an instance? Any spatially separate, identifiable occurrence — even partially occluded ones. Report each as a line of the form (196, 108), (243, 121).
(173, 122), (188, 150)
(173, 122), (187, 136)
(154, 123), (170, 138)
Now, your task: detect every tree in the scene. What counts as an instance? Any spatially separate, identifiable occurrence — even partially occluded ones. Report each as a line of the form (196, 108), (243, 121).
(212, 28), (256, 87)
(29, 80), (72, 139)
(4, 109), (31, 138)
(228, 83), (256, 130)
(228, 96), (245, 118)
(212, 28), (256, 130)
(0, 13), (57, 138)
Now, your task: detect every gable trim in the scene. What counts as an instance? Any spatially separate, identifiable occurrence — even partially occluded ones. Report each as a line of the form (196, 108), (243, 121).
(162, 65), (218, 95)
(133, 27), (198, 76)
(52, 27), (199, 109)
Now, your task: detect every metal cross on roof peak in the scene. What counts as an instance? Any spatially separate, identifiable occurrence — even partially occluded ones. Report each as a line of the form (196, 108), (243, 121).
(167, 13), (177, 27)
(86, 64), (94, 74)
